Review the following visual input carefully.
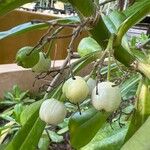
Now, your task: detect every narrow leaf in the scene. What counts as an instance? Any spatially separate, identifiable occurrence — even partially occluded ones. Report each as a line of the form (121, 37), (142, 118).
(5, 108), (45, 150)
(69, 107), (110, 149)
(0, 17), (79, 40)
(0, 0), (35, 16)
(124, 78), (150, 142)
(121, 116), (150, 150)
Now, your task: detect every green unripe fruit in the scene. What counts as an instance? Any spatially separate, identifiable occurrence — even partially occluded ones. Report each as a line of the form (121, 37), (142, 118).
(32, 52), (51, 73)
(77, 37), (102, 57)
(63, 76), (89, 104)
(16, 46), (39, 68)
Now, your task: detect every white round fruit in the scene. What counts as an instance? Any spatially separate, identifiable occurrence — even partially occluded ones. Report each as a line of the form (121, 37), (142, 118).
(87, 78), (96, 95)
(62, 76), (89, 103)
(92, 81), (121, 112)
(32, 52), (51, 73)
(39, 98), (67, 125)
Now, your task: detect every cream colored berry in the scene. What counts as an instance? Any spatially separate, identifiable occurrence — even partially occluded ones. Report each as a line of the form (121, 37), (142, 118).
(92, 81), (121, 112)
(39, 98), (67, 125)
(63, 76), (89, 103)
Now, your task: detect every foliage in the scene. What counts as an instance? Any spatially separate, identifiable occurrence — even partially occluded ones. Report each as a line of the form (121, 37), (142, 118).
(0, 0), (150, 149)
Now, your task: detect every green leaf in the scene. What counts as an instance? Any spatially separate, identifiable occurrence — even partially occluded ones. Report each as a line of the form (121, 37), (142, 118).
(38, 133), (50, 150)
(20, 99), (44, 125)
(116, 1), (150, 45)
(77, 37), (102, 57)
(69, 107), (110, 149)
(12, 85), (22, 99)
(124, 0), (150, 17)
(4, 92), (15, 101)
(0, 22), (48, 40)
(0, 144), (7, 150)
(13, 103), (24, 123)
(68, 0), (134, 66)
(0, 17), (79, 40)
(72, 50), (102, 74)
(68, 0), (95, 17)
(120, 74), (141, 99)
(109, 11), (127, 30)
(48, 130), (64, 143)
(0, 0), (35, 16)
(5, 108), (45, 150)
(121, 116), (150, 149)
(124, 78), (150, 142)
(81, 122), (128, 150)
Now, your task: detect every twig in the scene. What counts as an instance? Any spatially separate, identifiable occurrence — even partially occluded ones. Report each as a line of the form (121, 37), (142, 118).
(37, 15), (99, 98)
(95, 50), (108, 94)
(28, 26), (54, 55)
(107, 97), (135, 127)
(44, 55), (69, 97)
(47, 33), (74, 40)
(31, 19), (79, 28)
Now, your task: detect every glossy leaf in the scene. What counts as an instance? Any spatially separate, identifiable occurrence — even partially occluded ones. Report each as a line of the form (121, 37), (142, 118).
(121, 116), (150, 149)
(20, 99), (44, 125)
(68, 0), (134, 67)
(81, 122), (128, 150)
(103, 11), (130, 51)
(68, 0), (110, 48)
(69, 107), (110, 149)
(124, 0), (150, 17)
(38, 134), (50, 150)
(0, 17), (79, 40)
(0, 0), (34, 16)
(120, 74), (141, 99)
(5, 108), (45, 150)
(116, 1), (150, 45)
(124, 78), (150, 142)
(48, 130), (63, 143)
(77, 37), (102, 57)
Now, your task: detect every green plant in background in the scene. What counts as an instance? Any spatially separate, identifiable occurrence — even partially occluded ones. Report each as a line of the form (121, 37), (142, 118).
(0, 85), (35, 147)
(0, 0), (150, 150)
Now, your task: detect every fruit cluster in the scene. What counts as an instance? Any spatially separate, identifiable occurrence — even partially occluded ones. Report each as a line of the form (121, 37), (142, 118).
(39, 75), (121, 125)
(16, 38), (121, 125)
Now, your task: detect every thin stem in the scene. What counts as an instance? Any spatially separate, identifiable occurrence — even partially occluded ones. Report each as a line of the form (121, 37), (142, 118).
(44, 56), (69, 99)
(46, 41), (53, 58)
(31, 19), (79, 28)
(107, 52), (111, 81)
(106, 34), (115, 81)
(45, 128), (51, 142)
(114, 59), (126, 74)
(77, 103), (82, 115)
